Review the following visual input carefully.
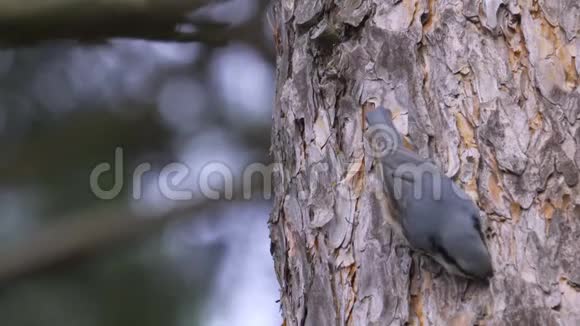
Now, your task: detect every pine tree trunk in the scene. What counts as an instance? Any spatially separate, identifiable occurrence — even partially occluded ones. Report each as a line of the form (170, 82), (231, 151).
(269, 0), (580, 324)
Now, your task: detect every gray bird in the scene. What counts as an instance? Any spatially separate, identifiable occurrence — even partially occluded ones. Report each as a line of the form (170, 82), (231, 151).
(365, 106), (493, 282)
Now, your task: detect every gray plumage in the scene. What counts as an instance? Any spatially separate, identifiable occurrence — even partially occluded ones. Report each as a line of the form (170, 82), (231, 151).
(366, 106), (493, 281)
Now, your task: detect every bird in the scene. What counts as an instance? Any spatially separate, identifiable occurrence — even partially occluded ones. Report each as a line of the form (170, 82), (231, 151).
(365, 106), (493, 282)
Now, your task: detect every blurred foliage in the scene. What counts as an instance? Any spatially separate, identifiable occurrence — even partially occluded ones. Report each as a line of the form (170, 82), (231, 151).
(0, 0), (276, 325)
(0, 234), (224, 326)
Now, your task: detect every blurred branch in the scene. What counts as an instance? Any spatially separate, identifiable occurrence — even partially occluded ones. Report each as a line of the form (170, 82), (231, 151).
(0, 0), (231, 45)
(0, 198), (224, 285)
(215, 0), (275, 62)
(0, 178), (268, 285)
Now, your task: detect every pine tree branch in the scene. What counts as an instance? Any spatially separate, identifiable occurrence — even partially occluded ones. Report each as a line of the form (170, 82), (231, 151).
(0, 178), (268, 285)
(0, 199), (220, 284)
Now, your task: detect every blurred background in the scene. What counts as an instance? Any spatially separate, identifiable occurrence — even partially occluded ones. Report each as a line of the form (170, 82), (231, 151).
(0, 1), (280, 325)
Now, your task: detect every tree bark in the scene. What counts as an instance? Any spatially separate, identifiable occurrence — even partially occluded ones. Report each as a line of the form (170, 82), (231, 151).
(269, 0), (580, 325)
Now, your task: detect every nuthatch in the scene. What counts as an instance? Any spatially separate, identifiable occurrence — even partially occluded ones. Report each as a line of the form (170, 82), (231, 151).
(365, 106), (493, 281)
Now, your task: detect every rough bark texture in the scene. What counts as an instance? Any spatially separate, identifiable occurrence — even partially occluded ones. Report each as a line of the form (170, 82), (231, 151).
(269, 0), (580, 325)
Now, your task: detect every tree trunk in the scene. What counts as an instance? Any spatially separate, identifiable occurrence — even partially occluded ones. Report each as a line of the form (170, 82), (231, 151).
(269, 0), (580, 325)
